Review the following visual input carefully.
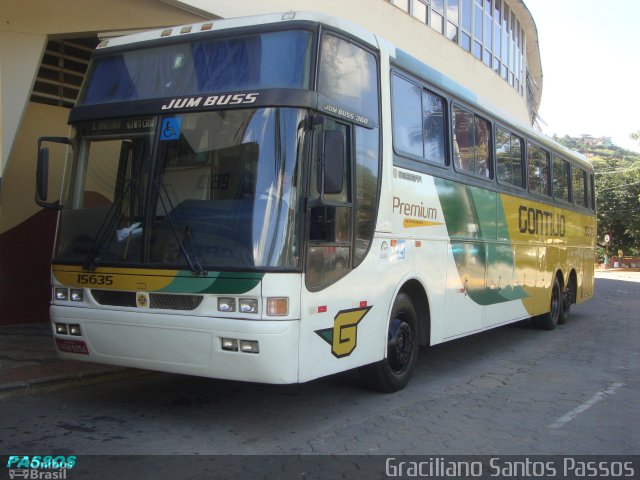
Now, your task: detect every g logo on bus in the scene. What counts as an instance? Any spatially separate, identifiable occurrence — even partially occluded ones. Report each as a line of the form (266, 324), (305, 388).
(315, 306), (372, 358)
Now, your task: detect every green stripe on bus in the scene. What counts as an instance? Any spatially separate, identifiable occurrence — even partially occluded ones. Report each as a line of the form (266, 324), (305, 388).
(434, 178), (527, 306)
(160, 271), (264, 294)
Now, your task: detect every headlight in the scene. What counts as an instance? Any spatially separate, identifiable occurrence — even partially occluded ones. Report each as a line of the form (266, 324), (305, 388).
(69, 324), (82, 336)
(239, 298), (258, 314)
(221, 338), (238, 351)
(70, 289), (84, 302)
(218, 297), (236, 312)
(55, 288), (69, 301)
(239, 340), (259, 353)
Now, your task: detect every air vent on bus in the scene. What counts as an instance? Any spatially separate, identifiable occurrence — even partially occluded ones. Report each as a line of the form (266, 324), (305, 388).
(91, 290), (203, 310)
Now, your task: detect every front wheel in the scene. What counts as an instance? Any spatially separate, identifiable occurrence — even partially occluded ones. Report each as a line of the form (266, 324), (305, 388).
(359, 293), (419, 392)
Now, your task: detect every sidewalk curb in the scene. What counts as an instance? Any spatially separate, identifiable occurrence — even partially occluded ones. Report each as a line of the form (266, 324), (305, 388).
(0, 368), (151, 400)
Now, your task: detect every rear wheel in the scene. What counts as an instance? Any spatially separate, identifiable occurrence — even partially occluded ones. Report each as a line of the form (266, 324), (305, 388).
(558, 275), (575, 325)
(533, 276), (561, 330)
(359, 293), (419, 392)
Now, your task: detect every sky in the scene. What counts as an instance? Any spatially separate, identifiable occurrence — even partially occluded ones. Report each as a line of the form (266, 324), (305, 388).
(524, 0), (640, 152)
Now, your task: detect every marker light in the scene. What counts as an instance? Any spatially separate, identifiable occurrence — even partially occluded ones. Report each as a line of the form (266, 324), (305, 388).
(239, 298), (258, 314)
(239, 340), (259, 354)
(55, 288), (69, 301)
(69, 324), (82, 336)
(55, 323), (68, 335)
(70, 289), (84, 302)
(267, 297), (289, 316)
(218, 297), (236, 312)
(221, 338), (238, 351)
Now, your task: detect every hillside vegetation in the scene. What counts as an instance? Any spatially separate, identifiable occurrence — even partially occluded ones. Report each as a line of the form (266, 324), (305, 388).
(554, 135), (640, 257)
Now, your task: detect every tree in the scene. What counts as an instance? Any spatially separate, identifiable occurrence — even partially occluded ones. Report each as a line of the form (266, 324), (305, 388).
(556, 136), (640, 256)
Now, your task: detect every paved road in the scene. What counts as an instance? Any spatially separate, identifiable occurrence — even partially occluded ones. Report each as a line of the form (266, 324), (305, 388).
(1, 273), (638, 458)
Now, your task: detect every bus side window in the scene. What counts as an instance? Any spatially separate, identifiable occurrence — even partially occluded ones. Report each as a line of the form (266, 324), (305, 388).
(452, 105), (491, 178)
(552, 155), (570, 202)
(573, 167), (587, 207)
(496, 126), (524, 188)
(391, 73), (446, 165)
(527, 143), (550, 196)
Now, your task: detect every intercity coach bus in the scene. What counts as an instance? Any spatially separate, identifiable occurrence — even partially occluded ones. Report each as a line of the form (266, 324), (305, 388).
(36, 12), (595, 392)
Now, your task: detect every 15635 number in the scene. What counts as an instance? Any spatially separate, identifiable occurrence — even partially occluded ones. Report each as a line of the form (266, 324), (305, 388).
(76, 273), (113, 286)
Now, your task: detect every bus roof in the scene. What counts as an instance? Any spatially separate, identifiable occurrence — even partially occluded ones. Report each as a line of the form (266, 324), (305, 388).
(96, 11), (590, 171)
(96, 11), (377, 51)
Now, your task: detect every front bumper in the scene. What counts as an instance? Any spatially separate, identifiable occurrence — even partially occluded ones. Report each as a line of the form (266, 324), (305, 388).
(51, 305), (300, 384)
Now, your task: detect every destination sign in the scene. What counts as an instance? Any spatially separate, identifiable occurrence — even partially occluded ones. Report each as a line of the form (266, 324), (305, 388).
(82, 117), (156, 136)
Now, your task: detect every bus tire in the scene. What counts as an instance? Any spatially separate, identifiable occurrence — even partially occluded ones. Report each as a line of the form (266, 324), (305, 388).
(559, 274), (575, 325)
(533, 276), (561, 330)
(558, 288), (570, 325)
(359, 293), (418, 392)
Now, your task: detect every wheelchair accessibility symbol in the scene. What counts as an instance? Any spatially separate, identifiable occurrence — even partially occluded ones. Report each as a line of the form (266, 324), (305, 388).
(160, 117), (182, 140)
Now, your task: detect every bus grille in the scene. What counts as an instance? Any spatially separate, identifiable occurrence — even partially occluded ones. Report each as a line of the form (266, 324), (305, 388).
(91, 290), (203, 310)
(149, 293), (203, 310)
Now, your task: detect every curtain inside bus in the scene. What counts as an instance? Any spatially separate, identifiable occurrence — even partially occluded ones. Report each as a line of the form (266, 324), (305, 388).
(80, 30), (312, 105)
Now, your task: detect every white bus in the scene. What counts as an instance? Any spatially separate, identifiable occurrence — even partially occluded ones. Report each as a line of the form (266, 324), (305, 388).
(37, 12), (596, 392)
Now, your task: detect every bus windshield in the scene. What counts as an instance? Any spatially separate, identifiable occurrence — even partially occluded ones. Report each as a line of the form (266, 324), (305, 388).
(79, 30), (313, 105)
(54, 108), (306, 271)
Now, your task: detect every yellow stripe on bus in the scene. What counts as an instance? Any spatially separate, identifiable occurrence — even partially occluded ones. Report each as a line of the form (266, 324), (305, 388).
(52, 264), (178, 291)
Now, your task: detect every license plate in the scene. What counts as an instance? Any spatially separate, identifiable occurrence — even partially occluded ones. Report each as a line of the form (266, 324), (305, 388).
(55, 338), (89, 355)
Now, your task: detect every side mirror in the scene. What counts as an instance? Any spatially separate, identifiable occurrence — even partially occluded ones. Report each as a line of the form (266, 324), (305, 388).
(36, 147), (50, 206)
(35, 136), (72, 209)
(322, 130), (345, 195)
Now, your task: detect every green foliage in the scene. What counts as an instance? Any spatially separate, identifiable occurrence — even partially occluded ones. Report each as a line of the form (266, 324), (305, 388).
(555, 135), (640, 256)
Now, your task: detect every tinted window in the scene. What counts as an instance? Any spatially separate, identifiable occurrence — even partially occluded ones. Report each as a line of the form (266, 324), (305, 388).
(573, 167), (587, 207)
(354, 126), (380, 265)
(552, 155), (570, 202)
(452, 105), (491, 178)
(392, 75), (423, 157)
(423, 90), (447, 163)
(527, 143), (550, 196)
(392, 74), (446, 164)
(81, 30), (313, 105)
(495, 126), (524, 188)
(318, 34), (379, 121)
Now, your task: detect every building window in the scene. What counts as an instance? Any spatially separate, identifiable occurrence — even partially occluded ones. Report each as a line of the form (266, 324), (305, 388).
(412, 0), (429, 22)
(387, 0), (526, 98)
(391, 0), (410, 12)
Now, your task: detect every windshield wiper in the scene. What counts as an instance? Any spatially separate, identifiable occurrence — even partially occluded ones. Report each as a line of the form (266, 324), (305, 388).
(83, 181), (131, 271)
(155, 181), (207, 275)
